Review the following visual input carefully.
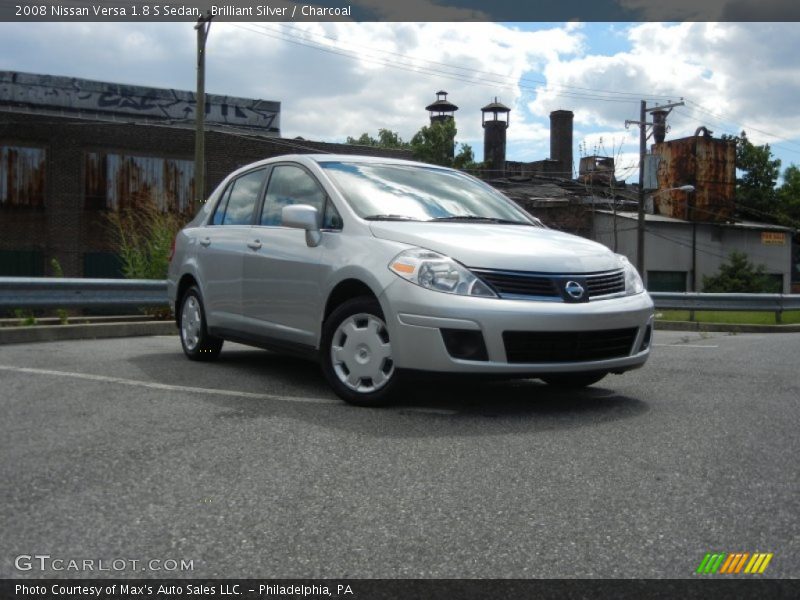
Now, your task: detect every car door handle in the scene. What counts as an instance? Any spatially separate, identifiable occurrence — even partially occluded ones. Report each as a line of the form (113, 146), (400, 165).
(199, 237), (211, 247)
(247, 240), (262, 250)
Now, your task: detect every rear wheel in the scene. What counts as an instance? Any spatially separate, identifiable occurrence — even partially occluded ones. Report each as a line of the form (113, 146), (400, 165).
(179, 286), (223, 361)
(540, 372), (607, 388)
(321, 297), (400, 406)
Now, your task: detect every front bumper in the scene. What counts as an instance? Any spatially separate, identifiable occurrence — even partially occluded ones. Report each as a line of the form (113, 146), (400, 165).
(380, 279), (654, 374)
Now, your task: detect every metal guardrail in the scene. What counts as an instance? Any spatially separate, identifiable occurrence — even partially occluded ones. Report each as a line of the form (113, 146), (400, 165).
(1, 278), (798, 316)
(649, 292), (800, 312)
(0, 277), (168, 309)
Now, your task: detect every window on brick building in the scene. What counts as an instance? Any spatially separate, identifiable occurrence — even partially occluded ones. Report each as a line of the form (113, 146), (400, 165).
(83, 252), (124, 278)
(647, 271), (688, 292)
(0, 144), (46, 208)
(84, 151), (195, 213)
(0, 250), (44, 276)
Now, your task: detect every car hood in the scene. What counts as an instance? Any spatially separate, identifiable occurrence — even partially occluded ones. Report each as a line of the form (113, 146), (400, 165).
(369, 222), (622, 273)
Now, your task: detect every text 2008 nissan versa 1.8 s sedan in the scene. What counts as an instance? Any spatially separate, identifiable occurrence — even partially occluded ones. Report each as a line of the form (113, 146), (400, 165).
(168, 154), (654, 406)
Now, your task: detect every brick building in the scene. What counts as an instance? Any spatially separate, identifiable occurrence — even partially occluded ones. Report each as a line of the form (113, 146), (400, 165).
(0, 71), (411, 277)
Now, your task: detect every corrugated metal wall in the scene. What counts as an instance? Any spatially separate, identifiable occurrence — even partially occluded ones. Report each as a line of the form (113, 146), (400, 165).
(653, 135), (735, 223)
(0, 145), (46, 207)
(84, 151), (195, 213)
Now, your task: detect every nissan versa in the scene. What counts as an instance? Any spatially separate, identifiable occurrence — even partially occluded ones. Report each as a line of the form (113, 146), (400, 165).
(167, 154), (654, 405)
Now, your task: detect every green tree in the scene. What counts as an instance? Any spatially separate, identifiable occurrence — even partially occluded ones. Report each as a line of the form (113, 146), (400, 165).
(346, 129), (410, 149)
(776, 164), (800, 227)
(410, 119), (456, 166)
(722, 131), (781, 221)
(346, 132), (378, 146)
(348, 121), (478, 170)
(702, 251), (781, 293)
(409, 119), (478, 169)
(452, 143), (478, 171)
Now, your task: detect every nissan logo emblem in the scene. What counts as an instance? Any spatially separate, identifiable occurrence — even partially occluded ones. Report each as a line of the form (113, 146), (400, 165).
(565, 280), (585, 299)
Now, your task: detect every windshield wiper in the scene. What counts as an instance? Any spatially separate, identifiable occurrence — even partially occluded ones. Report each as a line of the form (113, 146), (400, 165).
(429, 215), (532, 225)
(363, 214), (421, 221)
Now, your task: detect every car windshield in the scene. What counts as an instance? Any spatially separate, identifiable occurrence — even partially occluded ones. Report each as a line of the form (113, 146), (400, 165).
(319, 161), (539, 225)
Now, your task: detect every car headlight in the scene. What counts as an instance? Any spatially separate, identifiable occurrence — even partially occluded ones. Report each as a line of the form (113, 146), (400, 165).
(618, 254), (645, 295)
(389, 248), (497, 297)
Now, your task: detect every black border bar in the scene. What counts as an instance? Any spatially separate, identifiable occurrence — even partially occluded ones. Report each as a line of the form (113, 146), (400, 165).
(2, 0), (800, 22)
(2, 579), (800, 600)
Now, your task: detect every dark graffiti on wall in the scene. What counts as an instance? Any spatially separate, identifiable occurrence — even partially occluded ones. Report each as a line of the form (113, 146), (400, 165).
(1, 71), (280, 133)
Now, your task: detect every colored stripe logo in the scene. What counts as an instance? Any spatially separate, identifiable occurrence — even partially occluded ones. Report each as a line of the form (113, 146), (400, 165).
(696, 552), (773, 574)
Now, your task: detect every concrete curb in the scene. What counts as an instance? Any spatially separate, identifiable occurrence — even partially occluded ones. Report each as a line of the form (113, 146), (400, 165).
(655, 320), (800, 334)
(0, 321), (177, 344)
(0, 315), (155, 326)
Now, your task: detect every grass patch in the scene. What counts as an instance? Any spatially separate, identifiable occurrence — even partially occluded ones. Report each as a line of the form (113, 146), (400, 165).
(656, 310), (800, 325)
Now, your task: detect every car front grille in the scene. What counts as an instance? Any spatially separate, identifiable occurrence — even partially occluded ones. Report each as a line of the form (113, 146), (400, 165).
(470, 268), (626, 301)
(472, 270), (560, 298)
(585, 270), (626, 298)
(502, 328), (638, 363)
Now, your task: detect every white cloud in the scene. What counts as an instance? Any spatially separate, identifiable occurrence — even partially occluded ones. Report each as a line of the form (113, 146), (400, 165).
(200, 20), (585, 150)
(529, 22), (800, 153)
(0, 21), (584, 152)
(2, 20), (799, 178)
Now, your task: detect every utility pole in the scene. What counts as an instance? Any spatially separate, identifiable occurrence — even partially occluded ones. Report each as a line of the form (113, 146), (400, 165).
(194, 12), (213, 210)
(625, 99), (684, 279)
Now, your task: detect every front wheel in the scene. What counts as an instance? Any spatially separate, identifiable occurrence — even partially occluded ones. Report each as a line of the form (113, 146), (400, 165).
(320, 297), (401, 406)
(540, 372), (607, 388)
(179, 286), (223, 361)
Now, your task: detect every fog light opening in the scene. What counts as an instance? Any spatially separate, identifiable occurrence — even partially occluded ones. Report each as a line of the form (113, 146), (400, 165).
(441, 328), (489, 361)
(639, 325), (652, 352)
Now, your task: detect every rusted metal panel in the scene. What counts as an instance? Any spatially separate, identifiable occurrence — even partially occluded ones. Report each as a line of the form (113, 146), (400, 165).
(84, 152), (106, 210)
(0, 144), (46, 207)
(695, 136), (735, 222)
(653, 138), (694, 220)
(84, 152), (195, 213)
(652, 133), (735, 222)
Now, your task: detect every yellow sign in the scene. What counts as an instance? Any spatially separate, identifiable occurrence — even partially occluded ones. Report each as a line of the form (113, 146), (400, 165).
(761, 232), (786, 245)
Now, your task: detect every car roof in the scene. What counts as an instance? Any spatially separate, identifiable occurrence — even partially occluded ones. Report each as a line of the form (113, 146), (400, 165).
(237, 153), (447, 173)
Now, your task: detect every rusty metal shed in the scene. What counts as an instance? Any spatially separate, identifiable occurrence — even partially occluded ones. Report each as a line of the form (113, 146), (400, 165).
(652, 128), (735, 223)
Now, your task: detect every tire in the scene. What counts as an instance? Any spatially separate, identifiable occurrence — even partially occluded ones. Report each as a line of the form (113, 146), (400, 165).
(320, 296), (400, 406)
(179, 286), (223, 361)
(540, 371), (607, 389)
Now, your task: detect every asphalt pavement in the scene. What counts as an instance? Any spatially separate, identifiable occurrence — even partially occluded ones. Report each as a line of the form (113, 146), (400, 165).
(1, 330), (798, 578)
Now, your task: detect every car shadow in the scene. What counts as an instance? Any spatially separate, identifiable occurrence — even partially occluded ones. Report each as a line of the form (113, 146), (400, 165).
(130, 347), (650, 439)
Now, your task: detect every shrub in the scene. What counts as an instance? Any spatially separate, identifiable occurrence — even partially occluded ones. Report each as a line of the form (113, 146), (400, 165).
(104, 199), (184, 280)
(702, 251), (781, 293)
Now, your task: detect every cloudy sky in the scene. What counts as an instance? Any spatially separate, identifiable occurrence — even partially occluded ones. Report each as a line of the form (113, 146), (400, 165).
(1, 20), (799, 181)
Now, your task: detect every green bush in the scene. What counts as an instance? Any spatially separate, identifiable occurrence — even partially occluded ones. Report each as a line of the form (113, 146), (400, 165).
(702, 251), (781, 293)
(105, 200), (183, 280)
(50, 258), (69, 324)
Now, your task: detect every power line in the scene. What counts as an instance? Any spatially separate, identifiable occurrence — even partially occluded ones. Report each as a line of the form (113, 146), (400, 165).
(678, 103), (800, 157)
(230, 23), (662, 106)
(253, 22), (679, 102)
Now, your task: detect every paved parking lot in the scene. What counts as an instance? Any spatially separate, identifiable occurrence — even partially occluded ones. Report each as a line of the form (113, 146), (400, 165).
(1, 330), (798, 578)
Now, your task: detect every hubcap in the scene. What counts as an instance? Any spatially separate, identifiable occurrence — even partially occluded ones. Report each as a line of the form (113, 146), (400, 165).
(181, 295), (202, 351)
(330, 313), (394, 393)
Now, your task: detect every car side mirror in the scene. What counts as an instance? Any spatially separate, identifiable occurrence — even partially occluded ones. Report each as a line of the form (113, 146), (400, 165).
(282, 204), (321, 247)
